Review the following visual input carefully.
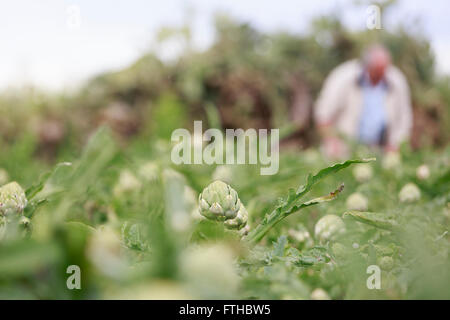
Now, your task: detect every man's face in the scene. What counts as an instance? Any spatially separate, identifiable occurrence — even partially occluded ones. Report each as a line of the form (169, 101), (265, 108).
(366, 48), (391, 85)
(368, 62), (387, 84)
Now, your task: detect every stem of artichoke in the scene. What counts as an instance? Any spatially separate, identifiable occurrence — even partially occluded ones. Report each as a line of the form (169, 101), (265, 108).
(244, 209), (286, 245)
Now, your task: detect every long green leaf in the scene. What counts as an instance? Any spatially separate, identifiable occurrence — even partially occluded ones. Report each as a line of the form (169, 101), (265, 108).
(342, 211), (399, 231)
(296, 158), (375, 197)
(26, 162), (73, 201)
(245, 158), (375, 244)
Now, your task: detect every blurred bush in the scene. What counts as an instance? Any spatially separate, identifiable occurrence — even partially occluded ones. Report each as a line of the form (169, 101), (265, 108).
(0, 5), (449, 162)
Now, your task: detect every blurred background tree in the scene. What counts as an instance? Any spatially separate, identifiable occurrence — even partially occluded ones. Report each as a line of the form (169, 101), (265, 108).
(0, 1), (448, 164)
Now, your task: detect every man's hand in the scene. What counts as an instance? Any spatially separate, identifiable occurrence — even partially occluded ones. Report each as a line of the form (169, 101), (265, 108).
(322, 136), (348, 160)
(384, 144), (398, 153)
(317, 122), (348, 159)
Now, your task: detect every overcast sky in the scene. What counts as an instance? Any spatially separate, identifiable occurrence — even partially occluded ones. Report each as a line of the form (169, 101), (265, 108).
(1, 0), (449, 91)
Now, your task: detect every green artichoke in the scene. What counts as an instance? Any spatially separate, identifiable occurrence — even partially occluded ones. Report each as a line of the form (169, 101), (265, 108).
(0, 182), (28, 216)
(198, 180), (241, 221)
(314, 214), (345, 243)
(378, 256), (394, 271)
(352, 164), (373, 183)
(399, 183), (421, 203)
(113, 170), (142, 197)
(346, 192), (368, 211)
(311, 288), (331, 300)
(224, 203), (248, 230)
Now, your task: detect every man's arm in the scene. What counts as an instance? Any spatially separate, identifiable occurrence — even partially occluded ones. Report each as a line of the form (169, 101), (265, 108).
(314, 63), (350, 158)
(314, 64), (347, 133)
(387, 69), (413, 150)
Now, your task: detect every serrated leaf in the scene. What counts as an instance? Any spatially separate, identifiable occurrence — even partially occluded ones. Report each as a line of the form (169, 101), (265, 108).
(26, 162), (73, 202)
(25, 162), (73, 200)
(245, 159), (375, 244)
(295, 183), (345, 211)
(296, 158), (375, 197)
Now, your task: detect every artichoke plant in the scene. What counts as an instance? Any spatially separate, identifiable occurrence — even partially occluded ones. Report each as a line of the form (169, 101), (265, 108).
(314, 214), (346, 243)
(346, 192), (368, 211)
(198, 180), (241, 221)
(113, 170), (142, 197)
(198, 180), (250, 232)
(378, 256), (394, 271)
(311, 288), (331, 300)
(352, 164), (373, 183)
(416, 164), (430, 180)
(382, 151), (401, 170)
(399, 183), (421, 203)
(0, 182), (29, 241)
(223, 203), (248, 230)
(0, 182), (28, 216)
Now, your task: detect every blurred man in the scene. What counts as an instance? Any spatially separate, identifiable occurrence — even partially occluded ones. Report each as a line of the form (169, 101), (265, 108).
(314, 45), (412, 158)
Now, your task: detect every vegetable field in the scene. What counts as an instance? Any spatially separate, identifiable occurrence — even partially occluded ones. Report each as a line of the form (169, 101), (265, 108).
(1, 3), (449, 300)
(0, 128), (448, 299)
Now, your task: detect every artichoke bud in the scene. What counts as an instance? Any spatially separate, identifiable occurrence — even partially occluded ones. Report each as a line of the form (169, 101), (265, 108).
(378, 256), (394, 271)
(238, 224), (250, 237)
(352, 164), (373, 183)
(399, 183), (421, 203)
(224, 203), (248, 230)
(382, 152), (401, 170)
(416, 164), (430, 180)
(314, 214), (346, 243)
(113, 170), (142, 197)
(346, 192), (368, 211)
(311, 288), (331, 300)
(0, 182), (28, 216)
(198, 181), (240, 221)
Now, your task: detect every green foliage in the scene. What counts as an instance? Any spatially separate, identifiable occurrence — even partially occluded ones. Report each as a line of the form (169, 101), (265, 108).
(245, 158), (374, 244)
(152, 93), (187, 140)
(1, 127), (448, 299)
(0, 4), (449, 300)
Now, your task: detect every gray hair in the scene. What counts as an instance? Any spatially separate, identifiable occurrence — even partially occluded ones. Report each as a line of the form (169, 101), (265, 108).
(362, 44), (391, 66)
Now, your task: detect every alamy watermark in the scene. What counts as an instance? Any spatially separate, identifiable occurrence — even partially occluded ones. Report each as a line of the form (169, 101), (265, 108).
(366, 264), (381, 289)
(66, 4), (82, 30)
(366, 5), (382, 30)
(171, 121), (279, 175)
(66, 265), (81, 290)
